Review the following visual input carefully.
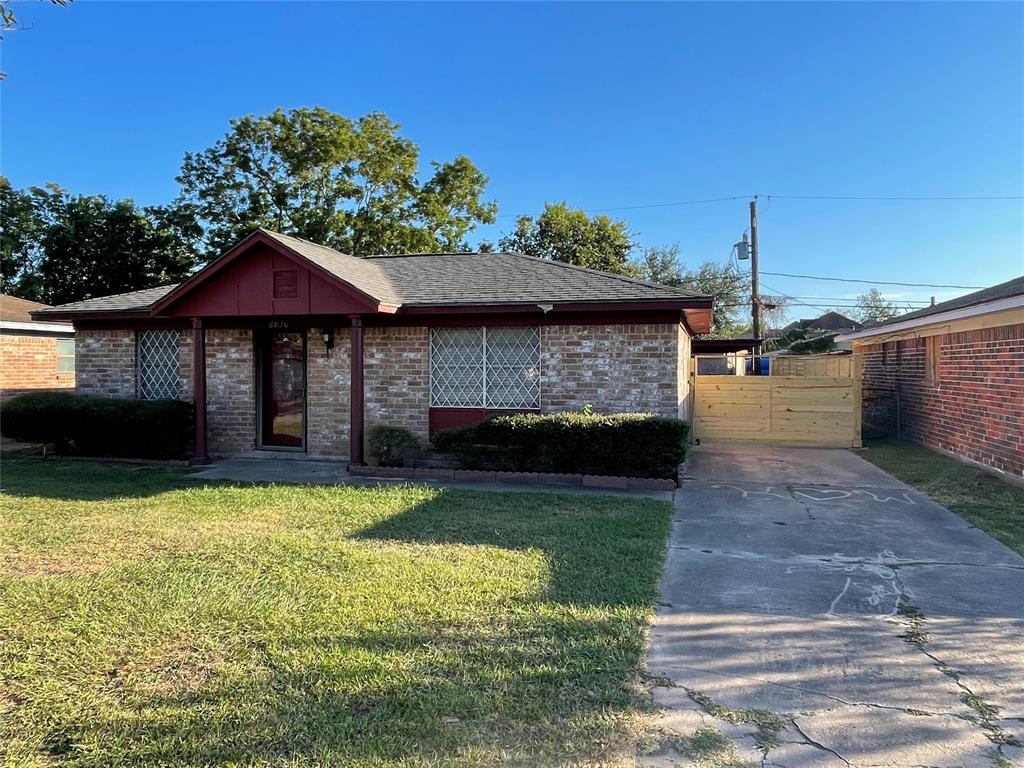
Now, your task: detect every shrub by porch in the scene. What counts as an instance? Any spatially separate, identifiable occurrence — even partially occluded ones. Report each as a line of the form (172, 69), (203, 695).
(431, 411), (689, 479)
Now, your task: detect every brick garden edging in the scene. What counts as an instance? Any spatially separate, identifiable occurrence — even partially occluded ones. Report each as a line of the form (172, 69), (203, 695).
(347, 464), (677, 491)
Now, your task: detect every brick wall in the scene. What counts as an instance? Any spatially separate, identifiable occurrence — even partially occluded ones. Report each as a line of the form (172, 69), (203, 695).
(0, 334), (75, 395)
(179, 331), (194, 401)
(539, 324), (680, 417)
(73, 321), (693, 460)
(858, 322), (1024, 479)
(76, 329), (193, 401)
(365, 326), (429, 444)
(307, 327), (351, 456)
(205, 328), (256, 456)
(75, 329), (137, 398)
(76, 327), (252, 457)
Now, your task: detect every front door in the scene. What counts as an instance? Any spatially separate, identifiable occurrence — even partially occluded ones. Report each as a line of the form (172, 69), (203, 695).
(259, 330), (306, 449)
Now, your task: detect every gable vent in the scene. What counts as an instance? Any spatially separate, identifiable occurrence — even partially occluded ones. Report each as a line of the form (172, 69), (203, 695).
(273, 270), (298, 299)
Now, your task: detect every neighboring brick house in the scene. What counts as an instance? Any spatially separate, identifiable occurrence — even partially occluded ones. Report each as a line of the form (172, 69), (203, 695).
(34, 229), (713, 463)
(837, 275), (1024, 482)
(0, 294), (75, 399)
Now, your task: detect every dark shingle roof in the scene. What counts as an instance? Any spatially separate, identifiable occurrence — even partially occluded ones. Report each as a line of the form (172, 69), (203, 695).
(36, 284), (180, 315)
(366, 252), (704, 306)
(858, 274), (1024, 331)
(261, 231), (403, 305)
(35, 229), (710, 317)
(780, 311), (862, 334)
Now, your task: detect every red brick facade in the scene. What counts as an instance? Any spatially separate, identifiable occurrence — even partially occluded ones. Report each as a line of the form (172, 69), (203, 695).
(540, 323), (687, 418)
(0, 333), (75, 395)
(75, 322), (695, 459)
(307, 327), (351, 457)
(365, 326), (430, 445)
(75, 329), (136, 398)
(857, 322), (1024, 480)
(204, 329), (256, 456)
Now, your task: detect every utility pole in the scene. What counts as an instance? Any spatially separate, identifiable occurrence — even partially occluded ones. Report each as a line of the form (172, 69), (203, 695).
(749, 196), (762, 370)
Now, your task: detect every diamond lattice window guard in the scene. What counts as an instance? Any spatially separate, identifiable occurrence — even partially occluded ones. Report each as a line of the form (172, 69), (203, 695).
(485, 327), (540, 408)
(430, 327), (540, 409)
(138, 329), (180, 400)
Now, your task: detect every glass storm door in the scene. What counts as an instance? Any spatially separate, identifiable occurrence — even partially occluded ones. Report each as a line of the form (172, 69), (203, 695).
(260, 331), (306, 448)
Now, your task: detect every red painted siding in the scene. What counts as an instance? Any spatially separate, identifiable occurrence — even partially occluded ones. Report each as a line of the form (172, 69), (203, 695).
(166, 244), (377, 317)
(429, 408), (540, 434)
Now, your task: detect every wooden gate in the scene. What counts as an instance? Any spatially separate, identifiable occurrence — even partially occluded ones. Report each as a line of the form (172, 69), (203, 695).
(692, 365), (862, 447)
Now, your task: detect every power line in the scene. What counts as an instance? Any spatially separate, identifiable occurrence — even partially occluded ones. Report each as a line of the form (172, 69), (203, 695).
(760, 272), (984, 289)
(494, 195), (749, 219)
(759, 280), (832, 316)
(767, 194), (1024, 201)
(720, 303), (906, 310)
(493, 192), (1023, 219)
(761, 294), (933, 305)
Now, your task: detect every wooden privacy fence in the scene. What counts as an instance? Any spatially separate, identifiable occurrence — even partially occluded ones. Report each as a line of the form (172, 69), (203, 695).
(692, 365), (862, 447)
(770, 354), (854, 377)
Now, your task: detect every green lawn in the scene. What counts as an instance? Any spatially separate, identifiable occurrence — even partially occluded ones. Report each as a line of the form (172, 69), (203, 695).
(862, 439), (1024, 556)
(0, 459), (672, 767)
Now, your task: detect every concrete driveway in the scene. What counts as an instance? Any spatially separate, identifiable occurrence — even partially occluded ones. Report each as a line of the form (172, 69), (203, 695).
(645, 444), (1024, 768)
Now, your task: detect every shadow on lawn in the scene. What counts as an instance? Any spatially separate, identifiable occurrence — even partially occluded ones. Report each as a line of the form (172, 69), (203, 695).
(30, 489), (670, 766)
(354, 488), (671, 607)
(0, 458), (196, 501)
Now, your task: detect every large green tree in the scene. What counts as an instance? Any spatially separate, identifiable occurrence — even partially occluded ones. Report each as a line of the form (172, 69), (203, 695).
(0, 178), (201, 305)
(177, 108), (497, 257)
(498, 202), (637, 275)
(0, 178), (43, 294)
(636, 244), (755, 337)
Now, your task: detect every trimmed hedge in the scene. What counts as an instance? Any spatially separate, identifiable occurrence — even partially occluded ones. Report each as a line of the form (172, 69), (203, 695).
(367, 425), (422, 467)
(431, 411), (689, 479)
(1, 392), (194, 459)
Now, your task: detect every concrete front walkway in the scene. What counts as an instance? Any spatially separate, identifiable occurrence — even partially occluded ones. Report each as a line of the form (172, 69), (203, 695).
(186, 455), (672, 499)
(188, 455), (350, 484)
(644, 444), (1024, 768)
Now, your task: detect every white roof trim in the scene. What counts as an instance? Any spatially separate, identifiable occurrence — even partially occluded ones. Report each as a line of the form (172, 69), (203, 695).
(836, 294), (1024, 342)
(0, 320), (74, 334)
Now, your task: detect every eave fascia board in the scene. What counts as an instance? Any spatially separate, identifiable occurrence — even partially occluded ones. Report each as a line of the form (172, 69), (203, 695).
(397, 298), (713, 315)
(0, 320), (75, 334)
(836, 295), (1024, 343)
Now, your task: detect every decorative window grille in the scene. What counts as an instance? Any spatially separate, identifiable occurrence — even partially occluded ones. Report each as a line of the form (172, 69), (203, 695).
(137, 330), (180, 400)
(485, 327), (541, 407)
(430, 327), (540, 409)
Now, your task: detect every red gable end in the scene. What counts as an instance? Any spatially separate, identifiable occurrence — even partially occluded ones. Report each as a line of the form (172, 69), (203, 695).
(156, 239), (380, 318)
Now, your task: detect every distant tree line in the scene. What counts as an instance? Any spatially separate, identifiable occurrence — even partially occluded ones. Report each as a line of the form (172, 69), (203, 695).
(2, 106), (792, 334)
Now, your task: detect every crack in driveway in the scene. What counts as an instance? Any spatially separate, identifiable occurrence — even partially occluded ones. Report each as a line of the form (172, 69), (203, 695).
(644, 445), (1024, 768)
(664, 545), (1024, 573)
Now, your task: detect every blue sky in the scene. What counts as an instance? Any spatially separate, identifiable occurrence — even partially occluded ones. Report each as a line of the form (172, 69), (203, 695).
(3, 1), (1022, 318)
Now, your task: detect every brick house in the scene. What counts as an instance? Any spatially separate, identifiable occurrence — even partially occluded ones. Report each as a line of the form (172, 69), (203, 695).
(33, 229), (713, 464)
(836, 275), (1024, 482)
(0, 294), (75, 399)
